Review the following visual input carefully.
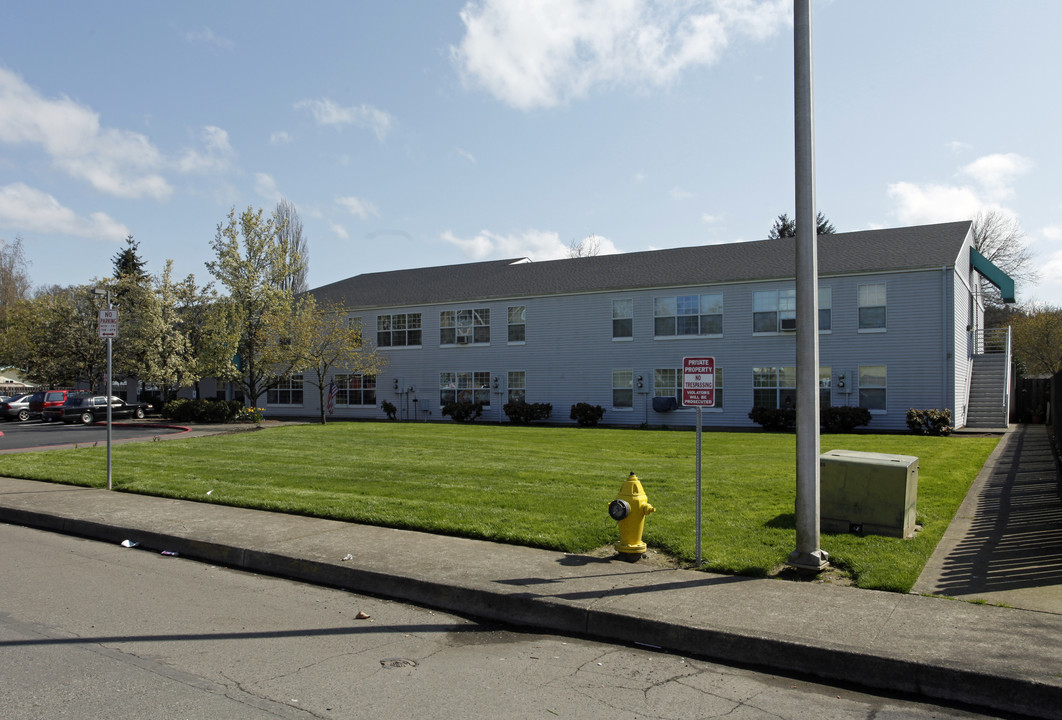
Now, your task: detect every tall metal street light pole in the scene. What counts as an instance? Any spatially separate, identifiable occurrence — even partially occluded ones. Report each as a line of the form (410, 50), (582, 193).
(788, 0), (829, 572)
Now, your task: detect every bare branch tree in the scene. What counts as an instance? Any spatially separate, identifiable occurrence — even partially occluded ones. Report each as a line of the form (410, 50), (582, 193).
(972, 209), (1037, 308)
(567, 234), (602, 258)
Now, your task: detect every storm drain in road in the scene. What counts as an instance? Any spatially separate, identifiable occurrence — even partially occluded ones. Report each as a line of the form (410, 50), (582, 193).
(379, 658), (418, 669)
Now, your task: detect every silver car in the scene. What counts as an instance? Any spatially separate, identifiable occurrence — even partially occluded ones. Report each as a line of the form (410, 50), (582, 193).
(0, 393), (33, 422)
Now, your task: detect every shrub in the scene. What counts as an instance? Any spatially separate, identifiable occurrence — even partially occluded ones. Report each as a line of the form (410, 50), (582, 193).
(569, 402), (605, 427)
(236, 406), (265, 424)
(748, 406), (796, 432)
(820, 406), (872, 433)
(161, 398), (243, 424)
(381, 400), (398, 421)
(442, 401), (483, 422)
(503, 401), (553, 424)
(906, 408), (953, 436)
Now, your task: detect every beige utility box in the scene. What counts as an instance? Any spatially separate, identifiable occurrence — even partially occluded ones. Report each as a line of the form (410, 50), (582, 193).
(820, 450), (919, 538)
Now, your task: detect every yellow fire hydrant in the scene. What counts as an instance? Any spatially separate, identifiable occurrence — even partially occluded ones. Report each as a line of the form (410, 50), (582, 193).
(608, 472), (656, 555)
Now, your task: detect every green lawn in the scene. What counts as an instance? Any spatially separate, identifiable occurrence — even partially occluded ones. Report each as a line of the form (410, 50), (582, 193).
(0, 423), (998, 592)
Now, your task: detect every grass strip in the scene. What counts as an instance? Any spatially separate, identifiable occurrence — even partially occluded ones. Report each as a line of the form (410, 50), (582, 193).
(0, 423), (997, 592)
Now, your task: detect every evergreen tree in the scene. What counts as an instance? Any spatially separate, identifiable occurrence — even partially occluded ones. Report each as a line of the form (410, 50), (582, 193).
(768, 212), (835, 239)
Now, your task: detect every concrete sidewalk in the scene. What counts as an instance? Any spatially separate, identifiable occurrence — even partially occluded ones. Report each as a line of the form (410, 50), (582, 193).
(1, 426), (1061, 718)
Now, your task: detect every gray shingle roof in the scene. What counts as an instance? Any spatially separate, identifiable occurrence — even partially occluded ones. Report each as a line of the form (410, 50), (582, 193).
(311, 221), (972, 310)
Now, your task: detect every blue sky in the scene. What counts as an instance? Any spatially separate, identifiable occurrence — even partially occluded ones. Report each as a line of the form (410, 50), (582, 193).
(2, 1), (1060, 305)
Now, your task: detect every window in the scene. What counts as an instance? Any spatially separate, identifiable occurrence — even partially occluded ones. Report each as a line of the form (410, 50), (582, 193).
(508, 371), (525, 404)
(752, 367), (796, 409)
(507, 306), (525, 343)
(377, 313), (421, 347)
(819, 287), (832, 331)
(753, 289), (795, 333)
(655, 367), (724, 409)
(858, 284), (886, 330)
(613, 370), (633, 408)
(268, 374), (304, 405)
(819, 366), (831, 408)
(440, 371), (491, 407)
(753, 366), (831, 409)
(859, 365), (887, 410)
(441, 308), (490, 345)
(612, 299), (633, 339)
(654, 293), (723, 337)
(334, 373), (376, 406)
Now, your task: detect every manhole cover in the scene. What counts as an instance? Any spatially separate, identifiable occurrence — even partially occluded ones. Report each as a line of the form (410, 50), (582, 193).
(379, 658), (418, 669)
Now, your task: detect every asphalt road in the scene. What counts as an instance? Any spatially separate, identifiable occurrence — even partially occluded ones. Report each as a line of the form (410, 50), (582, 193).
(0, 523), (1010, 720)
(0, 418), (184, 453)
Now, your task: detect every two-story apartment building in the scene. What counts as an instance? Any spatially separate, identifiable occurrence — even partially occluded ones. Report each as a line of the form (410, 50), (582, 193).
(265, 221), (1012, 431)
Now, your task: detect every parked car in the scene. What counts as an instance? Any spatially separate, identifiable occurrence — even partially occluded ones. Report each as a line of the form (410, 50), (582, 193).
(32, 389), (88, 421)
(42, 395), (153, 425)
(0, 393), (34, 422)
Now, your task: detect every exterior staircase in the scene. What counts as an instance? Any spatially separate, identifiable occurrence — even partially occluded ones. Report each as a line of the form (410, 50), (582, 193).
(965, 341), (1010, 429)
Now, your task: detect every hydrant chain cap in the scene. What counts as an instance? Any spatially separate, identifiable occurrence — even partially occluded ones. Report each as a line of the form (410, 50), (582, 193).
(609, 499), (630, 521)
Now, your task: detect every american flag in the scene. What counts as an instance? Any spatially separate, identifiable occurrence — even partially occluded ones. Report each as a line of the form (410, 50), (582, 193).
(327, 381), (338, 416)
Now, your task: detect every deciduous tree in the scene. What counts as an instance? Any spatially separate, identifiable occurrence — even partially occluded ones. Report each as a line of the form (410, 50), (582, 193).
(267, 295), (385, 423)
(206, 206), (305, 407)
(1010, 304), (1062, 376)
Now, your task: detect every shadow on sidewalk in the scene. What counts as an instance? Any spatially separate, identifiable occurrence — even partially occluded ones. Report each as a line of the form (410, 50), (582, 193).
(931, 425), (1062, 597)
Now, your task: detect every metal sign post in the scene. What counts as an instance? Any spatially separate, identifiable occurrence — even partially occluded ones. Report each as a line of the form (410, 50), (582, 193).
(97, 299), (117, 490)
(682, 357), (715, 566)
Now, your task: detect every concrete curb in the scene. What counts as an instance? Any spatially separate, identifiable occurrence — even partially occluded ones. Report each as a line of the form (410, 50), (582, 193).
(2, 497), (1059, 719)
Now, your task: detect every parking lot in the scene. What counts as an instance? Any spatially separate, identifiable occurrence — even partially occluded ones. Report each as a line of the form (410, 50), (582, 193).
(0, 419), (187, 453)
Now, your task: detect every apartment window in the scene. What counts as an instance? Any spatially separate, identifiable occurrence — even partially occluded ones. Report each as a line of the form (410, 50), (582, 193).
(267, 374), (304, 405)
(819, 287), (832, 331)
(859, 365), (887, 410)
(440, 371), (491, 407)
(612, 299), (633, 339)
(654, 293), (723, 337)
(858, 284), (887, 330)
(377, 313), (422, 347)
(613, 370), (633, 408)
(334, 373), (376, 406)
(441, 308), (490, 345)
(508, 371), (526, 404)
(507, 306), (525, 343)
(752, 366), (796, 409)
(753, 366), (832, 408)
(753, 289), (796, 333)
(655, 367), (724, 409)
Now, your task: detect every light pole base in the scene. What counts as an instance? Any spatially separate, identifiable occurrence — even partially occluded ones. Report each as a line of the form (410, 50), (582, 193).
(787, 549), (830, 573)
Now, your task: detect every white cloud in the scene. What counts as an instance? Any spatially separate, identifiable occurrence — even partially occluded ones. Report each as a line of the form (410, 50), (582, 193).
(452, 0), (790, 110)
(0, 67), (172, 199)
(441, 228), (620, 261)
(946, 140), (972, 154)
(177, 125), (234, 173)
(253, 173), (282, 202)
(270, 130), (292, 145)
(0, 182), (129, 239)
(887, 152), (1034, 226)
(295, 98), (392, 142)
(701, 212), (720, 223)
(335, 196), (380, 219)
(887, 181), (981, 225)
(959, 153), (1033, 201)
(456, 147), (477, 164)
(331, 223), (350, 241)
(670, 186), (694, 201)
(1042, 225), (1062, 241)
(184, 27), (235, 51)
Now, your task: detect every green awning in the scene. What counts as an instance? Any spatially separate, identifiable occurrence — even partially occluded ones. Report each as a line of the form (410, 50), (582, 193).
(970, 248), (1016, 303)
